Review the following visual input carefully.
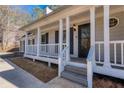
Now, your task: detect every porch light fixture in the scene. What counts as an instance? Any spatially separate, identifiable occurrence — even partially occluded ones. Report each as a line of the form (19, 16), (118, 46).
(72, 24), (76, 31)
(28, 32), (34, 36)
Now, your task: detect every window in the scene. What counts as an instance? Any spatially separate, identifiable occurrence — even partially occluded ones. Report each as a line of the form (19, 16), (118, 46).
(32, 39), (35, 44)
(41, 33), (48, 44)
(23, 41), (25, 45)
(63, 31), (66, 43)
(20, 41), (22, 46)
(41, 34), (46, 44)
(109, 17), (119, 28)
(28, 40), (31, 45)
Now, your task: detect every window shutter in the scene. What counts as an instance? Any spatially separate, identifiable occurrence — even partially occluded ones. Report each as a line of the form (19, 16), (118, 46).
(55, 31), (59, 43)
(70, 28), (73, 54)
(46, 33), (49, 44)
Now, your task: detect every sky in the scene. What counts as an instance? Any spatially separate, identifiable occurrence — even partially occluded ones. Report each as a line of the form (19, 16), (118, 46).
(18, 5), (47, 14)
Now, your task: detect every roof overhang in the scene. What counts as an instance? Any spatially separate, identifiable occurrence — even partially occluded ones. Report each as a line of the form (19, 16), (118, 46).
(19, 5), (71, 31)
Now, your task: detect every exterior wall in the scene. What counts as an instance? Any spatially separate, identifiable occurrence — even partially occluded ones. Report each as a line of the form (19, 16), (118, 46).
(48, 30), (56, 44)
(95, 8), (124, 41)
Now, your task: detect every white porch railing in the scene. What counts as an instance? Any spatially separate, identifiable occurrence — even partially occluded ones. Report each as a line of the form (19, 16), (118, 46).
(39, 43), (66, 58)
(95, 41), (104, 64)
(20, 45), (25, 52)
(26, 44), (37, 56)
(110, 40), (124, 67)
(95, 40), (124, 67)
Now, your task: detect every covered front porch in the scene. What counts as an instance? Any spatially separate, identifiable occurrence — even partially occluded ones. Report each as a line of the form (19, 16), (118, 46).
(20, 6), (124, 86)
(23, 6), (124, 66)
(23, 7), (92, 66)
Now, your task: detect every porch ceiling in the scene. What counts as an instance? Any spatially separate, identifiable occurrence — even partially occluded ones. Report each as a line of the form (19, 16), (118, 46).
(34, 9), (91, 33)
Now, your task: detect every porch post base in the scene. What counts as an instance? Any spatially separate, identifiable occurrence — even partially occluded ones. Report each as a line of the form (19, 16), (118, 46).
(48, 62), (51, 67)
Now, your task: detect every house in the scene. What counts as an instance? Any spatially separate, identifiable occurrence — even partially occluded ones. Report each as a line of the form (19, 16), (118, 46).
(19, 5), (124, 87)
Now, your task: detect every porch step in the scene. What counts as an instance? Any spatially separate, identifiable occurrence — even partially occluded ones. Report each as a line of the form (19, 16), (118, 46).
(65, 65), (87, 76)
(61, 70), (87, 86)
(61, 65), (87, 86)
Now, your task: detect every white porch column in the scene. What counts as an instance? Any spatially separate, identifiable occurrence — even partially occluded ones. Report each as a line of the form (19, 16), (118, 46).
(87, 6), (96, 88)
(59, 19), (63, 54)
(24, 32), (28, 55)
(90, 6), (96, 67)
(66, 16), (70, 61)
(103, 5), (111, 68)
(58, 19), (64, 76)
(37, 27), (40, 57)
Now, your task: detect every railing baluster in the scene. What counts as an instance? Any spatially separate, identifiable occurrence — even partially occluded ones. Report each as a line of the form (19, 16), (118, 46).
(121, 43), (124, 65)
(114, 43), (117, 64)
(98, 44), (101, 62)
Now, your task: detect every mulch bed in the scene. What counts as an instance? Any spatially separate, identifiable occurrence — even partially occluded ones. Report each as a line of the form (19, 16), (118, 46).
(10, 57), (58, 83)
(93, 74), (124, 88)
(9, 57), (124, 87)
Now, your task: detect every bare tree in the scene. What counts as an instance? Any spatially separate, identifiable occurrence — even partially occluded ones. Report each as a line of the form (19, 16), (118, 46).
(0, 6), (33, 51)
(32, 6), (45, 20)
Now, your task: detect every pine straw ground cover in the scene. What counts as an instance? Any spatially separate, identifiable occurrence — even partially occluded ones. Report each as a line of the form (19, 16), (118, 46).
(10, 57), (124, 87)
(10, 57), (58, 83)
(93, 74), (124, 88)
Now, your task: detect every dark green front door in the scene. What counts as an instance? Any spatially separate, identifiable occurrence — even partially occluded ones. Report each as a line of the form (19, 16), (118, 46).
(78, 23), (90, 58)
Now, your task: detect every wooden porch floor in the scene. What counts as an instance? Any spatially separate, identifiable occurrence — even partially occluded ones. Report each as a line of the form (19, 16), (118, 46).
(25, 54), (87, 65)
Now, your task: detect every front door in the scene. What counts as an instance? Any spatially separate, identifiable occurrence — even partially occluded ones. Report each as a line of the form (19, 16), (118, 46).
(78, 23), (90, 58)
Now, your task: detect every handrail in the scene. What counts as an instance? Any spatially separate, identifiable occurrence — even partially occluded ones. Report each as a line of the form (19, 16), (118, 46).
(40, 43), (59, 45)
(25, 44), (37, 46)
(86, 45), (95, 88)
(87, 45), (95, 62)
(58, 46), (68, 77)
(95, 40), (124, 44)
(59, 46), (68, 58)
(40, 43), (66, 46)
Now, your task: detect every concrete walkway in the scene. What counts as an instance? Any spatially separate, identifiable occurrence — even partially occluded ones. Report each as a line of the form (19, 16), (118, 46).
(47, 77), (83, 88)
(0, 58), (47, 88)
